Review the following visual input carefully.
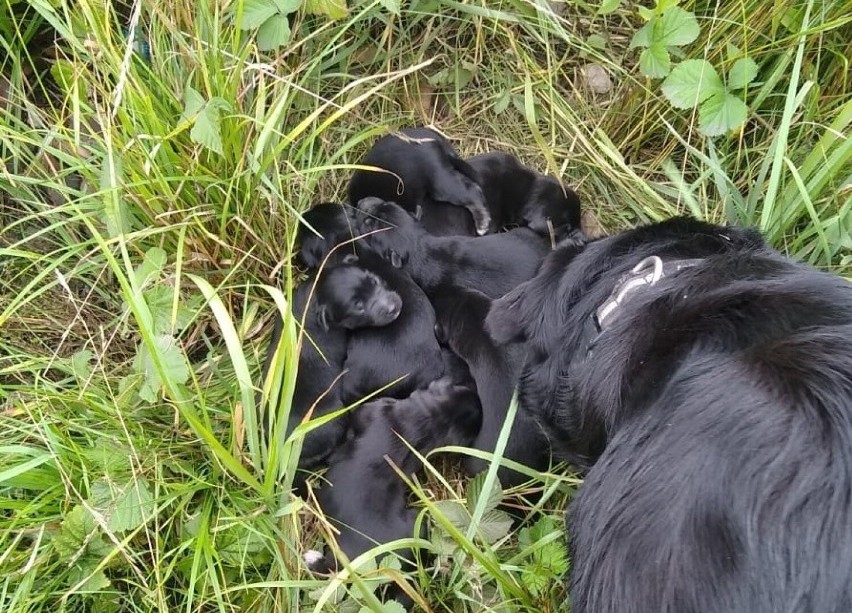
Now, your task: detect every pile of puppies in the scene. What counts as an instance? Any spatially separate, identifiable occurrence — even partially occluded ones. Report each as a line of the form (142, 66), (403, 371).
(262, 127), (582, 575)
(264, 127), (852, 611)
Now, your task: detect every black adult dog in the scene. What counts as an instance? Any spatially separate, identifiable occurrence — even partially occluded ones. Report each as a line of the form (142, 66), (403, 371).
(348, 127), (490, 236)
(294, 203), (446, 402)
(431, 284), (551, 489)
(262, 259), (401, 471)
(486, 216), (852, 612)
(468, 151), (581, 242)
(306, 377), (482, 574)
(356, 197), (551, 299)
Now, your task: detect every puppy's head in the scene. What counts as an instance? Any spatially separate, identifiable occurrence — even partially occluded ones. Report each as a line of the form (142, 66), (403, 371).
(522, 177), (582, 242)
(315, 260), (402, 330)
(355, 197), (422, 268)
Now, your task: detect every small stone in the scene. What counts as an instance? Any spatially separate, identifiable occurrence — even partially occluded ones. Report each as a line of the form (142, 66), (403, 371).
(581, 63), (613, 95)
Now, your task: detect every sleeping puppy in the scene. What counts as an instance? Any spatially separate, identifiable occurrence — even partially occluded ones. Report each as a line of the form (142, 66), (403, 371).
(306, 377), (482, 575)
(340, 256), (445, 403)
(486, 216), (852, 612)
(296, 202), (360, 268)
(348, 127), (490, 236)
(261, 259), (401, 472)
(431, 285), (550, 489)
(468, 151), (581, 242)
(356, 197), (551, 299)
(294, 203), (446, 401)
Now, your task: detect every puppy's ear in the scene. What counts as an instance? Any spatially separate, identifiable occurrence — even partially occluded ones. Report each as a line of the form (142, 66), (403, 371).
(316, 305), (331, 331)
(485, 283), (529, 345)
(389, 250), (404, 269)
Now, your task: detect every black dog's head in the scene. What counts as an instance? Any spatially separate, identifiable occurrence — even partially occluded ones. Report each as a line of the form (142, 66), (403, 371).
(522, 177), (582, 242)
(315, 258), (402, 330)
(485, 217), (766, 467)
(355, 197), (423, 268)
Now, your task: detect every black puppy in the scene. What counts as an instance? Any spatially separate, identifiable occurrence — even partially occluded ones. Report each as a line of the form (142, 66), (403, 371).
(306, 377), (482, 574)
(348, 127), (490, 236)
(431, 285), (550, 489)
(294, 203), (446, 402)
(296, 202), (360, 269)
(468, 151), (581, 242)
(486, 216), (852, 612)
(356, 197), (551, 299)
(261, 259), (401, 471)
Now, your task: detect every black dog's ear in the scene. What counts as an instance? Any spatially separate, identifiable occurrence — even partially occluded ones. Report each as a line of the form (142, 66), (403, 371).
(389, 250), (404, 269)
(316, 304), (331, 331)
(485, 283), (529, 345)
(342, 253), (359, 264)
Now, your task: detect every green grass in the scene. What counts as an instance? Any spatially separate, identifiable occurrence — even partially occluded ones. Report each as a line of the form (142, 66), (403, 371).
(1, 0), (850, 611)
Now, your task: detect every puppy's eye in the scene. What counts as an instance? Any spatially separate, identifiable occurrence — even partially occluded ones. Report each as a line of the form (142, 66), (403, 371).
(353, 300), (365, 312)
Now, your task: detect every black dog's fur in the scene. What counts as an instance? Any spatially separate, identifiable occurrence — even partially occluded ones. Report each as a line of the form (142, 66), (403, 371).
(486, 216), (852, 612)
(294, 203), (446, 402)
(468, 151), (581, 241)
(348, 127), (489, 236)
(431, 285), (551, 489)
(308, 377), (482, 573)
(262, 261), (401, 471)
(356, 197), (551, 299)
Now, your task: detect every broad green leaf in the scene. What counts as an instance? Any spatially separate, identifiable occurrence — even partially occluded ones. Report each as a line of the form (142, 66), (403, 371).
(637, 5), (654, 21)
(597, 0), (621, 15)
(134, 334), (190, 403)
(71, 349), (94, 382)
(257, 12), (291, 50)
(50, 59), (87, 99)
(132, 246), (167, 289)
(68, 566), (111, 592)
(630, 20), (654, 48)
(433, 500), (470, 530)
(53, 505), (112, 559)
(479, 509), (513, 544)
(661, 59), (724, 109)
(699, 92), (749, 136)
(181, 85), (205, 118)
(494, 90), (511, 115)
(303, 0), (348, 19)
(238, 0), (277, 29)
(273, 0), (302, 12)
(655, 6), (699, 47)
(143, 285), (195, 336)
(376, 0), (401, 14)
(89, 477), (155, 532)
(728, 57), (758, 90)
(586, 33), (608, 50)
(182, 88), (231, 154)
(190, 98), (231, 155)
(655, 0), (680, 14)
(639, 43), (671, 78)
(465, 472), (503, 515)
